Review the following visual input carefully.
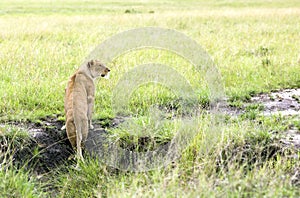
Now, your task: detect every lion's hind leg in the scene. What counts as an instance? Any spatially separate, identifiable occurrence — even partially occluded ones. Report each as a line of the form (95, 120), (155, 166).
(74, 117), (88, 161)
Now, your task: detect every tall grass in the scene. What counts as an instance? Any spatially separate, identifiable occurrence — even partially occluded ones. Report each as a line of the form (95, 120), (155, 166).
(0, 126), (45, 198)
(0, 0), (300, 197)
(0, 0), (300, 120)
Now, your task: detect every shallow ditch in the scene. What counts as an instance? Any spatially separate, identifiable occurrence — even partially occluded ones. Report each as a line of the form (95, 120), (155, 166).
(0, 88), (299, 174)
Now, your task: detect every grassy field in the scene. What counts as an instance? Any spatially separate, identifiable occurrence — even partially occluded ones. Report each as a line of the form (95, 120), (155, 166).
(1, 0), (300, 197)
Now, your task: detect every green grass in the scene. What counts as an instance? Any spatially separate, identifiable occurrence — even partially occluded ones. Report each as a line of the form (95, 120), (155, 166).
(0, 1), (299, 120)
(0, 0), (300, 197)
(48, 116), (300, 197)
(0, 126), (45, 198)
(0, 168), (45, 198)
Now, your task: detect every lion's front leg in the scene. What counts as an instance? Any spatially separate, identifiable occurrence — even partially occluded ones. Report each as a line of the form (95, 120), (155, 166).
(87, 95), (95, 129)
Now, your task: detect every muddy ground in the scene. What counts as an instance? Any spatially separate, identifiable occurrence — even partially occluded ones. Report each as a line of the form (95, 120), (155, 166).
(0, 89), (299, 174)
(219, 89), (300, 116)
(0, 117), (127, 174)
(220, 88), (300, 148)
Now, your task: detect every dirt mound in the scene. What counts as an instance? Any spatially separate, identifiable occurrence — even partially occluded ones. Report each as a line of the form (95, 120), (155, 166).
(0, 116), (132, 174)
(1, 117), (73, 174)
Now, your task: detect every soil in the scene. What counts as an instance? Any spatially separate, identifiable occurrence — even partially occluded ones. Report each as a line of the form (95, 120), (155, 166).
(218, 89), (300, 117)
(218, 89), (300, 149)
(251, 89), (300, 116)
(0, 117), (127, 174)
(1, 117), (73, 174)
(0, 89), (299, 174)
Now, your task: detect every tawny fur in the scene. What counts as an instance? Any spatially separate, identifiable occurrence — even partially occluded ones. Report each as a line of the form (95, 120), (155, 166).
(64, 60), (110, 160)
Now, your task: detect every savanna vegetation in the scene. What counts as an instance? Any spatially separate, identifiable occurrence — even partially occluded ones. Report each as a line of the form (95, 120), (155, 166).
(0, 0), (300, 197)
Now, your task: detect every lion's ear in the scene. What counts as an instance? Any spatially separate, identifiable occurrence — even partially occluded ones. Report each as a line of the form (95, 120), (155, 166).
(87, 60), (95, 68)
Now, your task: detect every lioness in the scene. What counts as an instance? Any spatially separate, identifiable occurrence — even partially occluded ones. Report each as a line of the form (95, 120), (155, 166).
(64, 60), (110, 160)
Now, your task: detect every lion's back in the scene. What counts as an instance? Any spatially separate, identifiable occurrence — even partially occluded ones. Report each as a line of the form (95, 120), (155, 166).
(64, 73), (76, 114)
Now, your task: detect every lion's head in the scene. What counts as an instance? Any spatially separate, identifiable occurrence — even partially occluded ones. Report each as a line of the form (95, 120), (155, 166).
(87, 59), (110, 79)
